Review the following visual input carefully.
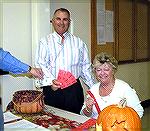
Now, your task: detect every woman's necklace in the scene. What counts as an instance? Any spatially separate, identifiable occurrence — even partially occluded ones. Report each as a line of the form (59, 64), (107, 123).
(99, 80), (115, 103)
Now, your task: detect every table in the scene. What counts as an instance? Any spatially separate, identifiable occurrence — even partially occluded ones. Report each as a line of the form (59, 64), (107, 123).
(44, 105), (90, 123)
(4, 105), (91, 131)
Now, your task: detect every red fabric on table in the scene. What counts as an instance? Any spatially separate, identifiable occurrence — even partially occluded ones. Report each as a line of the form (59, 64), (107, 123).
(72, 118), (96, 130)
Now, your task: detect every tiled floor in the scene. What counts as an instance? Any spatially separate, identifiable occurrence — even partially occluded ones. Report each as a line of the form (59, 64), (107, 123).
(142, 107), (150, 131)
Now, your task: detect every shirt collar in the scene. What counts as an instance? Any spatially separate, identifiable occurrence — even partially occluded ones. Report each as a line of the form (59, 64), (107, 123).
(52, 31), (70, 45)
(53, 31), (70, 38)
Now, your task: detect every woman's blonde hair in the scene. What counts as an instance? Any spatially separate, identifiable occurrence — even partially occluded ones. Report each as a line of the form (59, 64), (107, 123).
(92, 52), (118, 72)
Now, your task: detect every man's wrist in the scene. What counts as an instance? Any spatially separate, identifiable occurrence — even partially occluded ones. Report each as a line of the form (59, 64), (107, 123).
(28, 66), (32, 73)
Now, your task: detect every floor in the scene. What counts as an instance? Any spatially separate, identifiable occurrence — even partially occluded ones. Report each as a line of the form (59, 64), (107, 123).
(142, 107), (150, 131)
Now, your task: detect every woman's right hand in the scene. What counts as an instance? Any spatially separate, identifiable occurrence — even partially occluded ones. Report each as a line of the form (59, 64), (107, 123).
(85, 97), (95, 111)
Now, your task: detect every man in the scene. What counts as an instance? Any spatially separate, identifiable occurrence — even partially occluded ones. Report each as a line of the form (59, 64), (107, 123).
(35, 8), (95, 114)
(0, 48), (43, 131)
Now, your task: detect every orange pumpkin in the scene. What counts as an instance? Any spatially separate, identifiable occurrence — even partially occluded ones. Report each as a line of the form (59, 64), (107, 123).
(96, 98), (141, 131)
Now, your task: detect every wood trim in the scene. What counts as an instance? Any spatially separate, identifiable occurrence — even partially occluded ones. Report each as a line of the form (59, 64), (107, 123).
(91, 0), (97, 61)
(148, 2), (150, 58)
(114, 0), (119, 60)
(133, 0), (137, 62)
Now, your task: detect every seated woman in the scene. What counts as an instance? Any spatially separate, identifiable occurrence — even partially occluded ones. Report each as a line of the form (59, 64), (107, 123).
(80, 52), (144, 119)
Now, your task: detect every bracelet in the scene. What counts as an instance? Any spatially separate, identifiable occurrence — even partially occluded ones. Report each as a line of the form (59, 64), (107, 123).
(84, 107), (91, 113)
(28, 66), (32, 72)
(86, 107), (91, 113)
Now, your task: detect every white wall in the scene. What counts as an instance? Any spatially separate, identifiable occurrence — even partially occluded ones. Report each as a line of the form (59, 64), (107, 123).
(1, 2), (33, 111)
(0, 1), (50, 110)
(31, 2), (50, 65)
(116, 62), (150, 101)
(0, 2), (3, 95)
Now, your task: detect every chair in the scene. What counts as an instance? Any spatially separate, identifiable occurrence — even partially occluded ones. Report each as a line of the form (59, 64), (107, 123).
(141, 99), (150, 109)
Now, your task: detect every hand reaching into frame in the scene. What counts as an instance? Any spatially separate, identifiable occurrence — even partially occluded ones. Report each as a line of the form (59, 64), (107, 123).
(29, 67), (44, 79)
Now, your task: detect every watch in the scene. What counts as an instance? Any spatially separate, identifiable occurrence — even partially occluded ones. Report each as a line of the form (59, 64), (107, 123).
(28, 66), (32, 72)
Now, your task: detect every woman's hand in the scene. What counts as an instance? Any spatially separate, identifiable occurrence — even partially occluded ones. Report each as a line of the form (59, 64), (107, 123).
(85, 97), (95, 111)
(51, 79), (62, 91)
(82, 97), (95, 117)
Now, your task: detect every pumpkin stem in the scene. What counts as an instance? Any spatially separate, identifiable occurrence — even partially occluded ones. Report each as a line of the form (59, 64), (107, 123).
(118, 98), (127, 108)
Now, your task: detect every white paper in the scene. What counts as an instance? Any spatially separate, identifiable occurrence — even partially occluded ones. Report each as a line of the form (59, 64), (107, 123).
(4, 111), (22, 123)
(4, 112), (49, 130)
(96, 0), (114, 44)
(97, 1), (106, 44)
(105, 11), (114, 42)
(4, 119), (39, 128)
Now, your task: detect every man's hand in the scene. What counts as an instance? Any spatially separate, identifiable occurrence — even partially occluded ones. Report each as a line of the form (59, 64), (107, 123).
(29, 67), (43, 79)
(51, 79), (62, 91)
